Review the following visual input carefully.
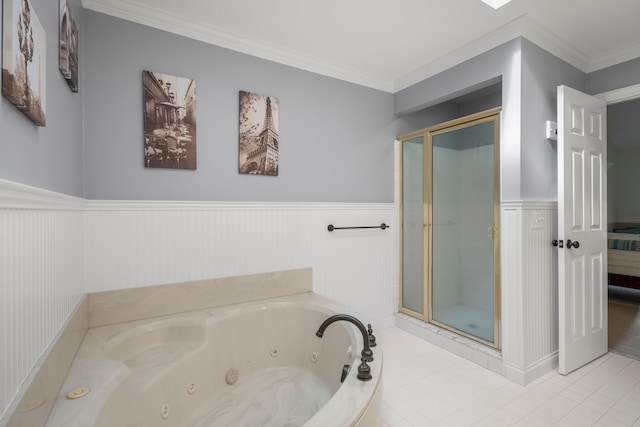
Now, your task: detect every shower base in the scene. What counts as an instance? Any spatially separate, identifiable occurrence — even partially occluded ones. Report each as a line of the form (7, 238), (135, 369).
(433, 303), (494, 343)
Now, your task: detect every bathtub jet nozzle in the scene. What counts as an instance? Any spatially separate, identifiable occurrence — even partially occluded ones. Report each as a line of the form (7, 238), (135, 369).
(316, 314), (374, 381)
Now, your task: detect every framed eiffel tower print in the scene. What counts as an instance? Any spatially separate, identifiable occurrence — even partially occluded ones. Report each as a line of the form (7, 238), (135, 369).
(239, 91), (279, 176)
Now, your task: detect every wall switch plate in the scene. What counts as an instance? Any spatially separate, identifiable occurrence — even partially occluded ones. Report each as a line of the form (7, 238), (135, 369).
(532, 211), (545, 229)
(546, 121), (557, 140)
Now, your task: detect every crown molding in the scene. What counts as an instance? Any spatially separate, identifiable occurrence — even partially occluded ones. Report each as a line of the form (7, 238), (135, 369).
(393, 15), (591, 92)
(82, 1), (637, 94)
(394, 16), (524, 92)
(519, 16), (590, 72)
(81, 0), (394, 92)
(587, 39), (640, 73)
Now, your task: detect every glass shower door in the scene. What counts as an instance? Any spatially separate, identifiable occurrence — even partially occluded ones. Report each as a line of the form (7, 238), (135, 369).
(429, 117), (499, 346)
(401, 136), (425, 315)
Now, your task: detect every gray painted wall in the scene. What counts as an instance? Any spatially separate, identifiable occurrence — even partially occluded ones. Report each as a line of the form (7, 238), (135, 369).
(458, 90), (502, 118)
(588, 58), (640, 226)
(587, 57), (640, 95)
(82, 12), (396, 202)
(608, 143), (618, 224)
(395, 39), (523, 201)
(395, 38), (590, 202)
(394, 41), (512, 117)
(396, 102), (460, 137)
(0, 0), (84, 196)
(5, 4), (640, 205)
(611, 147), (640, 222)
(396, 88), (502, 138)
(520, 39), (585, 201)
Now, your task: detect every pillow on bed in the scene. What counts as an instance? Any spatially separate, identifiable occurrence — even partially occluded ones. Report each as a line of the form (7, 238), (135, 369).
(613, 227), (640, 234)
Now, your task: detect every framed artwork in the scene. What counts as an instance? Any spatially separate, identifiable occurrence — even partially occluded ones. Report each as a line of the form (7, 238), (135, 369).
(142, 70), (197, 169)
(239, 91), (279, 176)
(59, 0), (78, 92)
(2, 0), (46, 126)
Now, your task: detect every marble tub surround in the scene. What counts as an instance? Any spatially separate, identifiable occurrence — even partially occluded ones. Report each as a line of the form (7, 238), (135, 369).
(2, 298), (88, 427)
(46, 293), (383, 427)
(88, 268), (312, 327)
(3, 268), (313, 427)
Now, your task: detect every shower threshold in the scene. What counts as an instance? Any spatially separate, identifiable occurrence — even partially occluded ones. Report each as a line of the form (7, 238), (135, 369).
(394, 312), (503, 376)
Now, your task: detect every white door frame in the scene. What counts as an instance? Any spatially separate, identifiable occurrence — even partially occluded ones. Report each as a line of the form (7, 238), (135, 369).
(596, 83), (640, 105)
(595, 82), (640, 251)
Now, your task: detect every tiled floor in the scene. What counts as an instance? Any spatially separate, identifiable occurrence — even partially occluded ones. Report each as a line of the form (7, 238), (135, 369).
(379, 327), (640, 426)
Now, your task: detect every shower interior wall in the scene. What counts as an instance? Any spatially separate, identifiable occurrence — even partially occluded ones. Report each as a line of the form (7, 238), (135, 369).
(432, 139), (495, 314)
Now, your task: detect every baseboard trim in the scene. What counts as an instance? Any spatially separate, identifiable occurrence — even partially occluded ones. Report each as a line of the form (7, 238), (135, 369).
(505, 351), (558, 385)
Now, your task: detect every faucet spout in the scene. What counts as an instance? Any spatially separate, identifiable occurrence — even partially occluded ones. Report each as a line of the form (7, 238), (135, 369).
(316, 314), (374, 381)
(316, 314), (373, 362)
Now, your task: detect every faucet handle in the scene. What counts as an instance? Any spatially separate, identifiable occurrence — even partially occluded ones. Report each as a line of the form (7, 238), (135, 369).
(357, 357), (372, 381)
(361, 347), (373, 362)
(367, 323), (377, 347)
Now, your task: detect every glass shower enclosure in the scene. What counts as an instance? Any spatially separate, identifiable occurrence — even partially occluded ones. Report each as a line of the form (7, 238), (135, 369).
(399, 109), (501, 348)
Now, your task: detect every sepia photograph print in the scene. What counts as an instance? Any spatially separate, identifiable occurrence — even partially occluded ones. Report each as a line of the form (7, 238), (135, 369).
(143, 71), (197, 169)
(59, 0), (79, 92)
(2, 0), (47, 126)
(239, 91), (279, 176)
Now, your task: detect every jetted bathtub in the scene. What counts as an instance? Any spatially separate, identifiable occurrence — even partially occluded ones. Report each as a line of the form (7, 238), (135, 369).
(45, 293), (382, 426)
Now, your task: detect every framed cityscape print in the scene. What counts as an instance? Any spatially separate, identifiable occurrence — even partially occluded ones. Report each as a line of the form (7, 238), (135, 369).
(239, 91), (279, 176)
(142, 70), (197, 169)
(2, 0), (47, 126)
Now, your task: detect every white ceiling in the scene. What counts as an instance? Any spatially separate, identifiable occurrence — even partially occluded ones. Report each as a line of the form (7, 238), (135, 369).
(81, 0), (640, 93)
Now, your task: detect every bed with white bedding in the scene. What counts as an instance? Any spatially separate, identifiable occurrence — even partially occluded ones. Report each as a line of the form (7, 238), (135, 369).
(608, 228), (640, 289)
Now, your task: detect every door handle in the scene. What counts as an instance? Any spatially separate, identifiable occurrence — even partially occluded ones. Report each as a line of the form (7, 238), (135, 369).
(566, 239), (580, 249)
(552, 239), (563, 248)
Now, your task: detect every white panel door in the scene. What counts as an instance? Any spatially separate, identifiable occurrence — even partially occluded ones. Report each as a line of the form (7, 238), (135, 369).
(557, 85), (607, 375)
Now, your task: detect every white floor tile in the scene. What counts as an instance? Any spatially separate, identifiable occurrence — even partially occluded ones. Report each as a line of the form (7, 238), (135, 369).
(557, 403), (605, 426)
(404, 411), (434, 426)
(382, 406), (407, 426)
(379, 327), (640, 427)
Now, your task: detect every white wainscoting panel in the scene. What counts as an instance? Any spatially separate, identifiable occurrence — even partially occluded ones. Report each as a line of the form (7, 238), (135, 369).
(501, 201), (558, 384)
(84, 201), (398, 326)
(1, 184), (398, 422)
(0, 181), (85, 421)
